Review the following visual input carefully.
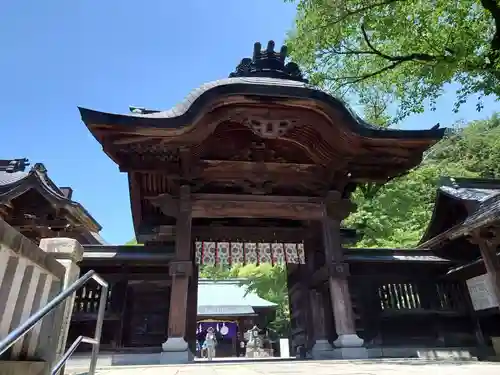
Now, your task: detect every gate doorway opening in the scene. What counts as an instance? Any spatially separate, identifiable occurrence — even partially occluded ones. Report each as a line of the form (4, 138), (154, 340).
(193, 239), (300, 360)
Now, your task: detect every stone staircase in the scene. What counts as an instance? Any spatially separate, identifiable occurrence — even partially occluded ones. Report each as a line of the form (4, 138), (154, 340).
(0, 218), (88, 375)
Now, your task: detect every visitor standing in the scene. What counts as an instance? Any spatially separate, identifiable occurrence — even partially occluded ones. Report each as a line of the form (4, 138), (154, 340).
(239, 338), (246, 357)
(205, 327), (217, 361)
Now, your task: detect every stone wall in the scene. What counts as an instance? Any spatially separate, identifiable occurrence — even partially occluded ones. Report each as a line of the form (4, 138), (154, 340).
(0, 218), (81, 370)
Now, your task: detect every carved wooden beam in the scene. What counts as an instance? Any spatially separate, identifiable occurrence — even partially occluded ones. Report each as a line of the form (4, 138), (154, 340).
(191, 194), (325, 220)
(192, 200), (324, 220)
(123, 160), (322, 179)
(143, 225), (312, 242)
(147, 193), (326, 220)
(200, 160), (320, 176)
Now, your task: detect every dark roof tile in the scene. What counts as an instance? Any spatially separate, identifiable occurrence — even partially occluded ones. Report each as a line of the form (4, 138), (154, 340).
(439, 177), (500, 202)
(0, 159), (103, 235)
(0, 171), (28, 188)
(463, 192), (500, 227)
(80, 76), (446, 140)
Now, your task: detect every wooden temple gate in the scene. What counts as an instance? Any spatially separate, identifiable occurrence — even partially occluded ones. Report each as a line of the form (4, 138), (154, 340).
(69, 244), (482, 356)
(74, 41), (453, 360)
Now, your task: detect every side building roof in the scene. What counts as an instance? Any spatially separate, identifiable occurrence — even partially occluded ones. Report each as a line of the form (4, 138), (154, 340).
(0, 158), (106, 244)
(418, 177), (500, 261)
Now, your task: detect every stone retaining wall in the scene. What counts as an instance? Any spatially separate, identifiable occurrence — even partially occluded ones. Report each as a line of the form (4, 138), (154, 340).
(0, 218), (82, 373)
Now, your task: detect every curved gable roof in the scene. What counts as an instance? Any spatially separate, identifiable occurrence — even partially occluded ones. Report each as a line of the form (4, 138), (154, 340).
(0, 160), (102, 234)
(420, 177), (500, 244)
(418, 177), (500, 261)
(79, 76), (445, 141)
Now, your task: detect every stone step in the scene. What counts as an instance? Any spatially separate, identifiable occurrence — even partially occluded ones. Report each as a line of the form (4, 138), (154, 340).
(0, 360), (48, 375)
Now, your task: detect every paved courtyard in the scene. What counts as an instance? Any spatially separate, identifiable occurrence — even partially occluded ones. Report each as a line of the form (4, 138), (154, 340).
(67, 359), (500, 375)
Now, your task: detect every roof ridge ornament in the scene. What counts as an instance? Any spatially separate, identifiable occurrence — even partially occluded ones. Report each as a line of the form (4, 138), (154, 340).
(0, 158), (30, 173)
(229, 40), (308, 83)
(32, 163), (48, 174)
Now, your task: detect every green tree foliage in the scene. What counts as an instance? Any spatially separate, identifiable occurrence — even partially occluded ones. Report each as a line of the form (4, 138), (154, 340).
(346, 113), (500, 247)
(124, 239), (144, 246)
(285, 0), (500, 120)
(198, 264), (234, 279)
(346, 162), (474, 247)
(428, 113), (500, 177)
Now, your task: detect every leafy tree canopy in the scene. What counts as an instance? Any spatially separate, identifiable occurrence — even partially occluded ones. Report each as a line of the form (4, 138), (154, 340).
(346, 113), (500, 247)
(285, 0), (500, 120)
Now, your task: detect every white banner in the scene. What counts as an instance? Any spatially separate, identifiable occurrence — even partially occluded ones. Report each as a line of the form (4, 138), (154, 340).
(466, 273), (499, 311)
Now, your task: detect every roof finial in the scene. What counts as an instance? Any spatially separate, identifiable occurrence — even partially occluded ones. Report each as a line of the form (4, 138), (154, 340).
(267, 40), (275, 54)
(229, 40), (307, 83)
(279, 45), (288, 62)
(253, 42), (261, 60)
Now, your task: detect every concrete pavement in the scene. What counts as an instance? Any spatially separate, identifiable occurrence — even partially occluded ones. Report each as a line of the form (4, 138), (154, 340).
(66, 359), (500, 375)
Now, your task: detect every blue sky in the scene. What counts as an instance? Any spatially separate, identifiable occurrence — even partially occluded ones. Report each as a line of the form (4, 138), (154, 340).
(1, 1), (499, 244)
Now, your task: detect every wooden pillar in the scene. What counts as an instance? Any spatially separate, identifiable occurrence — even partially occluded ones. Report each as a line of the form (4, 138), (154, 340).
(478, 239), (500, 306)
(462, 279), (489, 358)
(114, 278), (128, 349)
(322, 217), (356, 334)
(186, 262), (199, 354)
(287, 265), (310, 356)
(310, 289), (329, 343)
(322, 191), (366, 357)
(306, 235), (330, 355)
(471, 230), (500, 308)
(162, 185), (193, 353)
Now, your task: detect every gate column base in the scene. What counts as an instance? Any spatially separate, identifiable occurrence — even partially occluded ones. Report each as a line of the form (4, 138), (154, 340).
(333, 334), (367, 359)
(161, 337), (193, 364)
(334, 333), (364, 348)
(311, 339), (333, 359)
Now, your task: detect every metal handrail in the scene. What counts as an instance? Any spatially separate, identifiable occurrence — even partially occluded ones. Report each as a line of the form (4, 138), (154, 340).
(51, 335), (98, 375)
(0, 270), (108, 375)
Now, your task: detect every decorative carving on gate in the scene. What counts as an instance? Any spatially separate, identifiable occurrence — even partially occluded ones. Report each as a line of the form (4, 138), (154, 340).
(243, 118), (297, 138)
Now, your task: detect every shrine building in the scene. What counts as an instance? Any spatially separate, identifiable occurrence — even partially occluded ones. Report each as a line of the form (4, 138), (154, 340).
(0, 158), (105, 245)
(68, 41), (500, 363)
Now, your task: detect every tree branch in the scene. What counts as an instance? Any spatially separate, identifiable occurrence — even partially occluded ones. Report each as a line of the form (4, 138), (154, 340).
(319, 24), (447, 89)
(360, 23), (438, 62)
(480, 0), (500, 76)
(332, 0), (405, 26)
(304, 0), (406, 35)
(328, 57), (416, 89)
